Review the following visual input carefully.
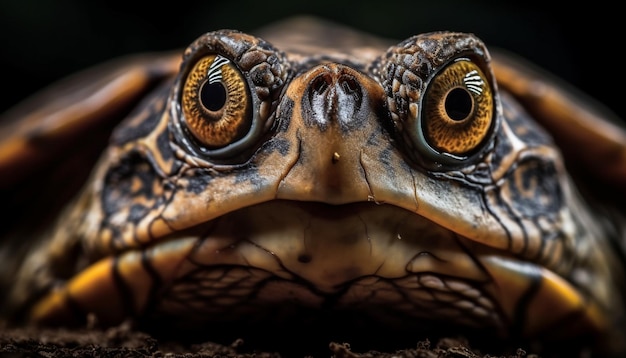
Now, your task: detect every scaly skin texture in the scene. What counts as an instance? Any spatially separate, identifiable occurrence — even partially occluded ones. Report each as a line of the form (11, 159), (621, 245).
(1, 18), (625, 357)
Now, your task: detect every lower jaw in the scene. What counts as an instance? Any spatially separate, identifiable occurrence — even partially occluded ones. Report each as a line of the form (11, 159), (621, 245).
(139, 200), (506, 345)
(29, 200), (605, 354)
(143, 266), (507, 356)
(151, 264), (503, 329)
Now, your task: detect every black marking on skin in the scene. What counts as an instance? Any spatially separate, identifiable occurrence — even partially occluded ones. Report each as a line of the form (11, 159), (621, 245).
(376, 145), (398, 180)
(488, 129), (513, 178)
(365, 125), (382, 147)
(160, 265), (276, 318)
(111, 255), (136, 318)
(451, 234), (508, 324)
(500, 93), (553, 146)
(530, 227), (560, 264)
(510, 265), (542, 338)
(487, 157), (562, 260)
(422, 134), (497, 187)
(138, 175), (180, 245)
(266, 137), (291, 156)
(491, 183), (529, 255)
(232, 166), (267, 191)
(408, 165), (420, 211)
(428, 166), (510, 258)
(184, 168), (217, 195)
(101, 151), (163, 250)
(430, 170), (487, 193)
(466, 162), (495, 186)
(140, 249), (163, 316)
(156, 232), (501, 333)
(273, 97), (295, 133)
(237, 239), (356, 308)
(508, 159), (562, 217)
(482, 188), (515, 251)
(274, 135), (302, 199)
(111, 83), (172, 145)
(103, 153), (158, 208)
(453, 234), (498, 286)
(147, 201), (178, 240)
(358, 150), (376, 203)
(184, 238), (343, 301)
(367, 56), (384, 81)
(427, 168), (515, 256)
(63, 290), (88, 326)
(365, 128), (399, 179)
(376, 274), (466, 323)
(356, 213), (373, 255)
(156, 129), (174, 162)
(129, 203), (150, 222)
(535, 304), (591, 339)
(370, 259), (387, 277)
(284, 129), (311, 175)
(429, 110), (560, 259)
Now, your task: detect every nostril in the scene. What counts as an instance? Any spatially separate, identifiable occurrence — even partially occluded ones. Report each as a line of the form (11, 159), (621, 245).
(340, 77), (361, 101)
(303, 65), (373, 129)
(312, 74), (332, 94)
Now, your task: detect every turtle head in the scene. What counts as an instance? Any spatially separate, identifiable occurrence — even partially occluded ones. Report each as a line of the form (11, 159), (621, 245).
(8, 28), (624, 355)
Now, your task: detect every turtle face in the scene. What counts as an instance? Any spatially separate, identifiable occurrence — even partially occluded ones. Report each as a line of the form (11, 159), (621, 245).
(10, 29), (621, 352)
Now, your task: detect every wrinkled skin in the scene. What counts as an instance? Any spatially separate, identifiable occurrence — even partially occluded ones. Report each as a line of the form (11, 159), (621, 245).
(1, 17), (625, 357)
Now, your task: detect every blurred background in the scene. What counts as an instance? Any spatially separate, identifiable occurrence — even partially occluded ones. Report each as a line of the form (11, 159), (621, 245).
(0, 0), (623, 122)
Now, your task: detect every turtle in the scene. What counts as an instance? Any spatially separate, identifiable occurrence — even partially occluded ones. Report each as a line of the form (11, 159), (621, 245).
(1, 16), (625, 357)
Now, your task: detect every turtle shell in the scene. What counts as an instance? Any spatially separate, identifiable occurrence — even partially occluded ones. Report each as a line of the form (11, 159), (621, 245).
(490, 50), (626, 203)
(0, 52), (180, 241)
(0, 16), (625, 357)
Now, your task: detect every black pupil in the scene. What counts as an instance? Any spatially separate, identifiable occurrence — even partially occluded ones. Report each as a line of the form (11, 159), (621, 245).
(445, 87), (472, 121)
(200, 81), (227, 112)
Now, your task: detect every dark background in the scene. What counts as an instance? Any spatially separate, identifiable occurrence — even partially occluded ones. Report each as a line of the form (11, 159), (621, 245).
(0, 0), (623, 122)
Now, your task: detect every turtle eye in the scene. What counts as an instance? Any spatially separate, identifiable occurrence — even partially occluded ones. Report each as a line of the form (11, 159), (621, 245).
(421, 59), (493, 157)
(181, 54), (251, 148)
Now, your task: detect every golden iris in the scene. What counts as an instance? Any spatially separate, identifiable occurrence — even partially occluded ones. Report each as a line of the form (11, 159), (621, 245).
(181, 54), (251, 148)
(422, 59), (493, 155)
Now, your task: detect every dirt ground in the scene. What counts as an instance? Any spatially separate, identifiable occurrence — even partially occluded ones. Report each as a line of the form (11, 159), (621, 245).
(0, 319), (546, 358)
(0, 320), (547, 358)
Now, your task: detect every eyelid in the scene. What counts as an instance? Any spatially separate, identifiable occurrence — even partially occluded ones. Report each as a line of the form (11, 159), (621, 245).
(169, 30), (291, 163)
(377, 32), (500, 170)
